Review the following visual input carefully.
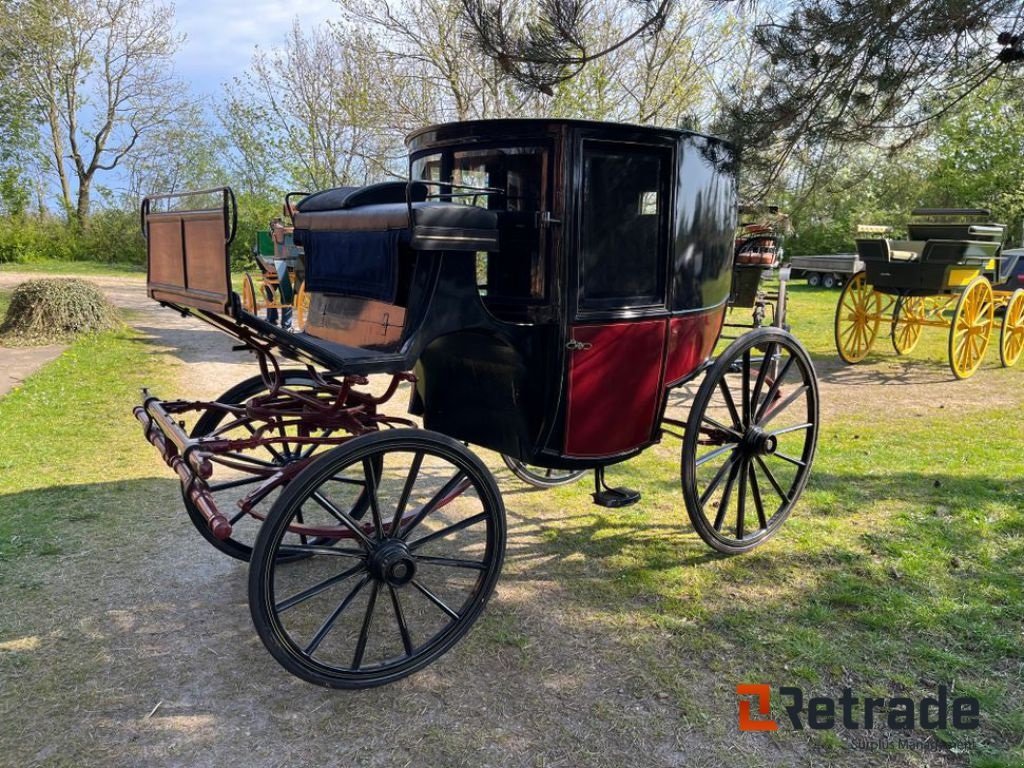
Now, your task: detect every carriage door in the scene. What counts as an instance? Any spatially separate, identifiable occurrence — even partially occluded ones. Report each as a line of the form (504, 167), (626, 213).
(564, 142), (670, 458)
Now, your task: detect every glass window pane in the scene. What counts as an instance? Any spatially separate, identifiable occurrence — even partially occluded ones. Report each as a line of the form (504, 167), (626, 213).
(580, 146), (666, 309)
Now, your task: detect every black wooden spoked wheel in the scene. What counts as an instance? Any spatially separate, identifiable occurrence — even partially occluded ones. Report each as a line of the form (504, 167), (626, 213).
(682, 328), (819, 554)
(500, 454), (587, 488)
(186, 371), (367, 562)
(249, 429), (506, 688)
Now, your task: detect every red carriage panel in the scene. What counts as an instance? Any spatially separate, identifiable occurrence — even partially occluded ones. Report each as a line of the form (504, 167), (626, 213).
(563, 319), (667, 458)
(664, 306), (726, 385)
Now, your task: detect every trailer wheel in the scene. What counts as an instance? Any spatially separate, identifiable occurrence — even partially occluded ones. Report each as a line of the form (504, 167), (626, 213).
(822, 274), (836, 289)
(807, 273), (821, 287)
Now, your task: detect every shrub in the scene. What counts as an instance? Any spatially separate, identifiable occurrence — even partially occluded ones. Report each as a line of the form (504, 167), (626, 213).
(0, 278), (121, 345)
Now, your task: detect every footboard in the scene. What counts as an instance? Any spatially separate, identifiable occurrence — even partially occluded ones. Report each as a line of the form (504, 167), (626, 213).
(141, 187), (237, 313)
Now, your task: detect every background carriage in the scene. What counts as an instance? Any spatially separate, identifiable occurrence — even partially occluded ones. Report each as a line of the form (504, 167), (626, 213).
(834, 209), (1024, 378)
(135, 119), (820, 688)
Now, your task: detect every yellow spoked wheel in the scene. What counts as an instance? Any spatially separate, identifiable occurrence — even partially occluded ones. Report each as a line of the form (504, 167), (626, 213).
(999, 289), (1024, 368)
(891, 294), (925, 355)
(835, 271), (882, 363)
(948, 276), (994, 379)
(293, 279), (310, 331)
(241, 272), (259, 314)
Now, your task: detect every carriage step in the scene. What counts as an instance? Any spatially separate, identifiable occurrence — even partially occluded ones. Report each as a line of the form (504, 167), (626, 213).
(592, 486), (641, 508)
(591, 467), (641, 507)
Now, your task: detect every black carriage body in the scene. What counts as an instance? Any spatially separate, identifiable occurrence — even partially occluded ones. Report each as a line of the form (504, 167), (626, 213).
(147, 121), (737, 470)
(394, 120), (736, 467)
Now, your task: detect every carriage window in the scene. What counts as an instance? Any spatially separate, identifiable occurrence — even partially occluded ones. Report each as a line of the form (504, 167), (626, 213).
(413, 146), (549, 316)
(580, 145), (667, 310)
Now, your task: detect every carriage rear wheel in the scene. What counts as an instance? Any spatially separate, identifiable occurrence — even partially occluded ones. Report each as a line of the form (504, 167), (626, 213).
(241, 272), (259, 314)
(999, 289), (1024, 368)
(186, 372), (368, 562)
(500, 454), (587, 488)
(249, 429), (506, 688)
(948, 276), (994, 380)
(891, 294), (925, 355)
(681, 328), (819, 554)
(834, 271), (882, 363)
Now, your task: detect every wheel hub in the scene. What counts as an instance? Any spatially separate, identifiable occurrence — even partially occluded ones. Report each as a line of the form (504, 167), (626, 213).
(369, 539), (417, 586)
(742, 426), (777, 456)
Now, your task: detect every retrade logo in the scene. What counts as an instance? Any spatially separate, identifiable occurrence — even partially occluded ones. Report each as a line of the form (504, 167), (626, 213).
(737, 685), (980, 732)
(737, 684), (778, 731)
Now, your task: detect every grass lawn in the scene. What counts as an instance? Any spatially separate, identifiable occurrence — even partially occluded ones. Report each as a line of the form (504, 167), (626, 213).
(0, 259), (146, 277)
(0, 289), (10, 318)
(0, 283), (1020, 767)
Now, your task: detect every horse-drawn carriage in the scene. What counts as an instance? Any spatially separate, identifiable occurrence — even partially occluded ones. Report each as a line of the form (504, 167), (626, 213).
(834, 209), (1024, 378)
(135, 119), (820, 688)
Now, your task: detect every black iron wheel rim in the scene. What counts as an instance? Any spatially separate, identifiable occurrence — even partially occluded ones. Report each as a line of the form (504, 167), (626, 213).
(682, 329), (819, 553)
(250, 429), (505, 688)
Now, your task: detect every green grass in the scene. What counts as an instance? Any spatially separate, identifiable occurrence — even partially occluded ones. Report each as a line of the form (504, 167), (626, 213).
(0, 259), (146, 277)
(0, 289), (10, 319)
(0, 327), (166, 562)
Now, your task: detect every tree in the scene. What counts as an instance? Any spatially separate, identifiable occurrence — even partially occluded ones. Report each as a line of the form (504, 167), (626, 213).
(460, 0), (1024, 177)
(0, 16), (38, 215)
(12, 0), (187, 223)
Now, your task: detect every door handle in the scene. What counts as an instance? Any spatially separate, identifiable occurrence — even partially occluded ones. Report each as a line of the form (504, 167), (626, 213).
(566, 340), (592, 351)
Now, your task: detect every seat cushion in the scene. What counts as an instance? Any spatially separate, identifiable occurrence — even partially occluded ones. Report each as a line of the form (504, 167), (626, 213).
(297, 181), (428, 213)
(294, 202), (499, 253)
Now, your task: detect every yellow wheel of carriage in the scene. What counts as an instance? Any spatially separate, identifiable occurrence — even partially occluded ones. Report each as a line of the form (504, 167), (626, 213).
(241, 272), (259, 314)
(891, 294), (925, 355)
(948, 276), (994, 379)
(999, 288), (1024, 367)
(293, 279), (310, 330)
(834, 271), (882, 363)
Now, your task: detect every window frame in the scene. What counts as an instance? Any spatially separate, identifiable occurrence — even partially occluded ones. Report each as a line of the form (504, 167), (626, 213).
(573, 139), (673, 320)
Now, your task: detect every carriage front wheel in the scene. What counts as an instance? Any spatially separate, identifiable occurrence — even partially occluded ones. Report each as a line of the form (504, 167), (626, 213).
(681, 328), (819, 554)
(249, 429), (506, 688)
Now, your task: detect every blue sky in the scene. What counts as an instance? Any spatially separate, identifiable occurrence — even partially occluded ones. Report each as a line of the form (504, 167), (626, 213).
(174, 0), (339, 97)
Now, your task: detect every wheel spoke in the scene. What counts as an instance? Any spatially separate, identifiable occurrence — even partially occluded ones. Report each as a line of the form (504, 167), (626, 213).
(389, 584), (414, 656)
(398, 472), (472, 540)
(712, 459), (742, 531)
(408, 511), (489, 550)
(411, 578), (460, 620)
(772, 452), (807, 468)
(754, 355), (795, 422)
(702, 415), (743, 440)
(695, 441), (739, 467)
(750, 342), (777, 418)
(754, 454), (791, 504)
(390, 452), (423, 534)
(741, 350), (751, 426)
(311, 491), (374, 548)
(758, 384), (809, 428)
(415, 555), (488, 570)
(351, 581), (379, 669)
(363, 458), (384, 540)
(770, 422), (813, 437)
(278, 562), (366, 613)
(276, 544), (366, 558)
(699, 451), (738, 507)
(303, 574), (369, 655)
(736, 457), (749, 540)
(717, 378), (743, 430)
(749, 462), (769, 529)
